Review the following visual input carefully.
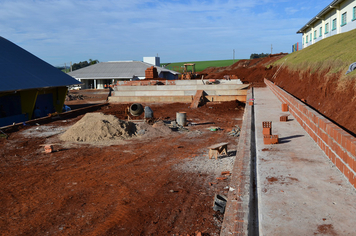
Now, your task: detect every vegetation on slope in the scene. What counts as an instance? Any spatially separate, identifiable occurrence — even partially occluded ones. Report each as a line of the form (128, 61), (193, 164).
(161, 59), (239, 72)
(274, 28), (356, 80)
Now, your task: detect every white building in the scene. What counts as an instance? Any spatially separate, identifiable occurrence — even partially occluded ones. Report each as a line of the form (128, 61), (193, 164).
(68, 57), (179, 89)
(297, 0), (356, 48)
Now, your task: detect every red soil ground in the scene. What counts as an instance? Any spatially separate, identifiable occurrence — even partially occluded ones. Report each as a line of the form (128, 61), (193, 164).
(0, 101), (244, 235)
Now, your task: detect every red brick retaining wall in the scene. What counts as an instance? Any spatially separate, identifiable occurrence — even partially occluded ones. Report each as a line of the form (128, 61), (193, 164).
(265, 79), (356, 188)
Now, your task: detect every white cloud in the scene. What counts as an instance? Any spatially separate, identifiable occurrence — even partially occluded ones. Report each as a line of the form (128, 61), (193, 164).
(0, 0), (320, 64)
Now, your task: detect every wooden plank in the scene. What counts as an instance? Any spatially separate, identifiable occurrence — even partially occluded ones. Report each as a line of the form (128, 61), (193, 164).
(208, 142), (229, 149)
(190, 90), (204, 108)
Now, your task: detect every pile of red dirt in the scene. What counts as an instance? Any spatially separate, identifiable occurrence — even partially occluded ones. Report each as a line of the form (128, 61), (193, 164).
(199, 54), (286, 87)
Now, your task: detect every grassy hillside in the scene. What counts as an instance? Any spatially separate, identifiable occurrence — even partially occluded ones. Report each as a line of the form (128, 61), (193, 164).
(162, 59), (239, 72)
(274, 28), (356, 79)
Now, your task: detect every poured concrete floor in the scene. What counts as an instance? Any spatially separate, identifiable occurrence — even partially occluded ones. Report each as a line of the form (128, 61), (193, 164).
(254, 87), (356, 235)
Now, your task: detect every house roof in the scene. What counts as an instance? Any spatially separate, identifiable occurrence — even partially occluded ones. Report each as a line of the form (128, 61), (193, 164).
(0, 37), (80, 93)
(297, 0), (343, 34)
(67, 61), (180, 80)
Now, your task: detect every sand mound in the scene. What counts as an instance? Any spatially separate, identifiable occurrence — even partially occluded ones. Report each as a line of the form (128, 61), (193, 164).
(60, 112), (136, 142)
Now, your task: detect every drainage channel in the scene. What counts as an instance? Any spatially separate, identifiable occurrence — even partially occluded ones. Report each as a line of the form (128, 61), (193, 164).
(248, 87), (259, 235)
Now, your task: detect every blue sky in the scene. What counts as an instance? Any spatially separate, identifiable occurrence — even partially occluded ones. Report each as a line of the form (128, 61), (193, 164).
(0, 0), (332, 66)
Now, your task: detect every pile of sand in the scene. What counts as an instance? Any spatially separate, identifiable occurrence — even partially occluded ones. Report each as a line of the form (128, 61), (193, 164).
(60, 112), (136, 142)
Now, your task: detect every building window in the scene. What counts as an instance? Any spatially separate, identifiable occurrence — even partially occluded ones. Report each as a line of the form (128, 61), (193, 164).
(325, 23), (329, 34)
(306, 35), (308, 43)
(319, 27), (322, 37)
(341, 12), (347, 26)
(310, 33), (312, 42)
(303, 37), (304, 45)
(332, 18), (337, 30)
(353, 6), (356, 21)
(314, 30), (317, 39)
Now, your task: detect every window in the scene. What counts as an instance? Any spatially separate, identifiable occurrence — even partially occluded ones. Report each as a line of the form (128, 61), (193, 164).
(332, 18), (337, 30)
(310, 33), (312, 42)
(319, 27), (322, 37)
(314, 30), (317, 39)
(353, 6), (356, 20)
(341, 12), (347, 26)
(306, 35), (308, 43)
(303, 37), (304, 45)
(325, 23), (329, 34)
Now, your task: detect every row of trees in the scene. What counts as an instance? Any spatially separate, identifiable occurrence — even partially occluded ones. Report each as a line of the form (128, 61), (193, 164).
(250, 53), (270, 59)
(72, 59), (99, 71)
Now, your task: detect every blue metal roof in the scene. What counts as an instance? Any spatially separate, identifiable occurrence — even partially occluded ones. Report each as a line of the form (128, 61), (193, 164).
(0, 37), (80, 92)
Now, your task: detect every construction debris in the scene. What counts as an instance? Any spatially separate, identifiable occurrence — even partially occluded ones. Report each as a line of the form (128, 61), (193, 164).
(227, 125), (241, 137)
(213, 194), (227, 213)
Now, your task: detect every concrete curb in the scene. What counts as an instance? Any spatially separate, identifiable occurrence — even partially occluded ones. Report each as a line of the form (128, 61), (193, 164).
(220, 89), (252, 236)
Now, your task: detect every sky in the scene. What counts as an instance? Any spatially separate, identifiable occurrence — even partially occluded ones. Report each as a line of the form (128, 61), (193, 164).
(0, 0), (333, 66)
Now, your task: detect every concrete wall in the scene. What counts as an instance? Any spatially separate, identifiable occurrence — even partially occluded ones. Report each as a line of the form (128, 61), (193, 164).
(265, 79), (356, 189)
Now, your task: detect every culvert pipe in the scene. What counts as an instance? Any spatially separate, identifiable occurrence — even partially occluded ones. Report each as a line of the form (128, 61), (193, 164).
(130, 103), (144, 116)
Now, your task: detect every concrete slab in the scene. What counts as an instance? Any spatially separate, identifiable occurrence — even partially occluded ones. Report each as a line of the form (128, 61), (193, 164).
(112, 89), (247, 97)
(113, 84), (249, 91)
(254, 87), (356, 235)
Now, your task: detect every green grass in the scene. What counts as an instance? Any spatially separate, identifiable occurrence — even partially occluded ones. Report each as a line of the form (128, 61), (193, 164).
(274, 28), (356, 80)
(161, 59), (240, 72)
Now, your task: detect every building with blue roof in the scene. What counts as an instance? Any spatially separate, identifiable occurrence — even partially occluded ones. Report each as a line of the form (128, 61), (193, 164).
(0, 37), (80, 127)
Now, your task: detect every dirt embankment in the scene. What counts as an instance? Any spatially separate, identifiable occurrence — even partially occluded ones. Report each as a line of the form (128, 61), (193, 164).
(199, 53), (355, 135)
(272, 67), (356, 135)
(199, 54), (284, 87)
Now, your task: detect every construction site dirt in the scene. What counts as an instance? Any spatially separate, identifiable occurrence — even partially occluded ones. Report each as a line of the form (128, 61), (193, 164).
(199, 54), (287, 87)
(2, 53), (355, 235)
(0, 100), (244, 235)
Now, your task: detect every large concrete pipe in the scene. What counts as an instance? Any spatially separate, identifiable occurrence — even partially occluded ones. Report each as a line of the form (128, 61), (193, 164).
(130, 103), (144, 116)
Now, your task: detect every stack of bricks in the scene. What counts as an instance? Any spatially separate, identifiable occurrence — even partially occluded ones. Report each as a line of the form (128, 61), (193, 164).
(145, 66), (158, 79)
(263, 121), (272, 135)
(280, 115), (288, 122)
(264, 135), (279, 145)
(263, 121), (279, 144)
(264, 78), (356, 189)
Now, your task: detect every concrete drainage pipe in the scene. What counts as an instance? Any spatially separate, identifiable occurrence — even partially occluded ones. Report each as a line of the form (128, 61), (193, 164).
(130, 103), (144, 116)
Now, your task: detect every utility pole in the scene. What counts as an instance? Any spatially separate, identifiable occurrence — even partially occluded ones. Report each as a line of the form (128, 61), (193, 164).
(271, 44), (273, 55)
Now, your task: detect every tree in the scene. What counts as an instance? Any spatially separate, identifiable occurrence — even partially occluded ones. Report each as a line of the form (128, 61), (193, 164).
(72, 59), (99, 71)
(250, 53), (270, 59)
